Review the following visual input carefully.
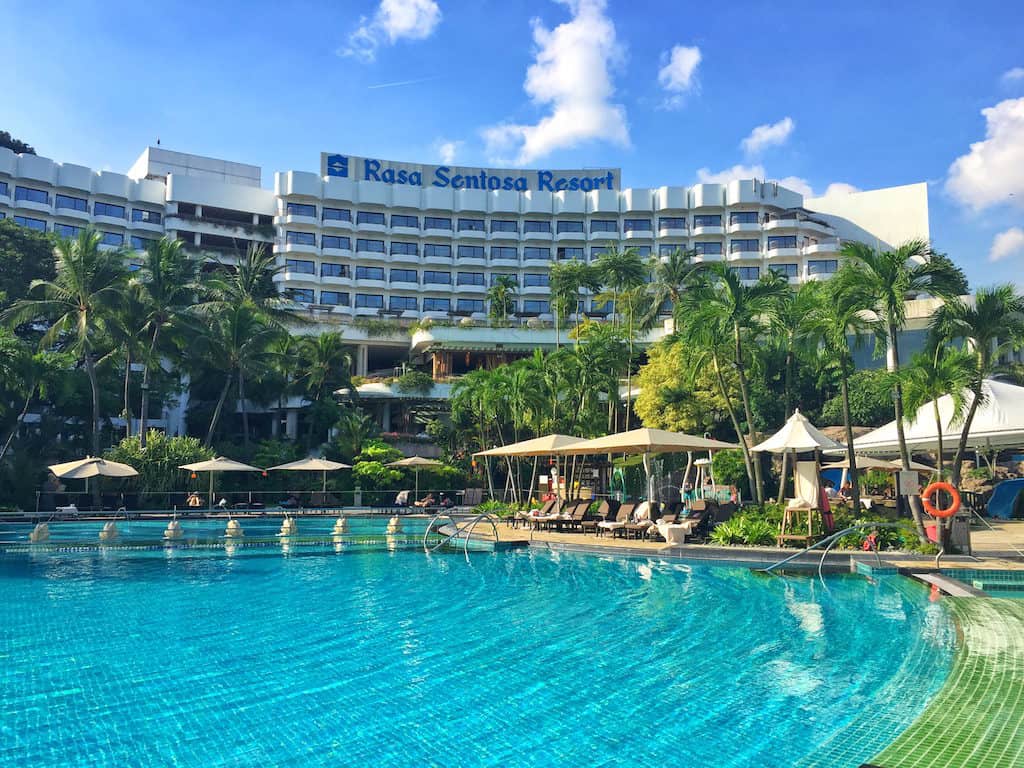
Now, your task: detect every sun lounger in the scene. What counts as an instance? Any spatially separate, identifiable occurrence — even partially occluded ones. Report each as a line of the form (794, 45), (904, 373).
(516, 499), (555, 528)
(581, 500), (619, 535)
(597, 502), (636, 538)
(555, 500), (592, 531)
(624, 502), (660, 539)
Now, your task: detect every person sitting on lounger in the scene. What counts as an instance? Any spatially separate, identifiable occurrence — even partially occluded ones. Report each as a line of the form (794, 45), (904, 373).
(413, 493), (436, 508)
(186, 492), (202, 508)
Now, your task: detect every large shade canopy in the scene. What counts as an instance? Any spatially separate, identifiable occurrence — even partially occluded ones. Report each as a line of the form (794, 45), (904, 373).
(552, 428), (739, 456)
(854, 379), (1024, 453)
(267, 457), (351, 494)
(387, 456), (444, 500)
(474, 434), (587, 457)
(49, 457), (138, 479)
(752, 410), (846, 454)
(179, 457), (263, 510)
(821, 456), (899, 471)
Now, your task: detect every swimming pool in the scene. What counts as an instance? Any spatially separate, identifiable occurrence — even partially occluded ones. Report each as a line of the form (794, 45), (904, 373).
(0, 543), (954, 767)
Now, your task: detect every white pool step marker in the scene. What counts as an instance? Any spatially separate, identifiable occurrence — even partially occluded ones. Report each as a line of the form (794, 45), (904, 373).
(29, 522), (49, 543)
(386, 516), (403, 534)
(331, 517), (349, 536)
(278, 517), (298, 537)
(163, 520), (183, 539)
(225, 519), (244, 538)
(99, 521), (119, 542)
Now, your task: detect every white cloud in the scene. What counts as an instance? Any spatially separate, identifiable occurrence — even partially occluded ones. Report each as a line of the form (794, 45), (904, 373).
(946, 97), (1024, 211)
(741, 117), (795, 154)
(694, 165), (856, 199)
(1003, 67), (1024, 84)
(481, 0), (629, 165)
(435, 139), (462, 164)
(340, 0), (442, 63)
(989, 227), (1024, 262)
(657, 45), (701, 110)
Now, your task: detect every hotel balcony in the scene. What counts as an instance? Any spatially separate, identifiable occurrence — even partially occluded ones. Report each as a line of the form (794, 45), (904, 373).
(13, 198), (52, 216)
(803, 240), (841, 256)
(278, 241), (318, 256)
(691, 224), (725, 237)
(321, 274), (353, 287)
(275, 213), (318, 228)
(727, 222), (761, 234)
(390, 224), (419, 237)
(555, 230), (586, 242)
(322, 245), (353, 258)
(353, 278), (387, 291)
(457, 253), (487, 267)
(657, 227), (688, 238)
(273, 270), (318, 285)
(455, 227), (486, 240)
(765, 246), (801, 258)
(522, 229), (553, 241)
(128, 218), (163, 233)
(623, 228), (653, 240)
(355, 221), (387, 235)
(322, 218), (353, 232)
(54, 205), (91, 223)
(726, 249), (760, 262)
(389, 251), (419, 265)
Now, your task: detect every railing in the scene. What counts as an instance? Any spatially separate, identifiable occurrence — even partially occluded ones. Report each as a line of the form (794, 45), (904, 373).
(423, 512), (500, 555)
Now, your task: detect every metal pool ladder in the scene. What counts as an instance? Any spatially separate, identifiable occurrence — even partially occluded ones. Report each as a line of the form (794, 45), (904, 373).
(423, 512), (499, 555)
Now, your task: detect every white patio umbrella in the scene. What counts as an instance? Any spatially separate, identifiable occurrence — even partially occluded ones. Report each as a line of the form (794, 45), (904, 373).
(473, 434), (588, 457)
(266, 457), (351, 493)
(49, 457), (138, 479)
(179, 457), (263, 509)
(753, 410), (845, 507)
(387, 456), (444, 500)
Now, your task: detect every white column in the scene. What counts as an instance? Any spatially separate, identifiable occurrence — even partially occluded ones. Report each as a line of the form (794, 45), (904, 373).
(285, 410), (298, 439)
(356, 345), (369, 376)
(381, 403), (391, 432)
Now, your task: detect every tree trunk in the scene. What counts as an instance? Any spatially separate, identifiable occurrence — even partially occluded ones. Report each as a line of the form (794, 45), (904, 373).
(122, 346), (132, 440)
(950, 382), (983, 489)
(712, 353), (755, 499)
(889, 323), (927, 541)
(0, 385), (37, 463)
(733, 325), (763, 504)
(840, 372), (861, 514)
(84, 353), (102, 508)
(238, 368), (249, 449)
(777, 451), (789, 504)
(139, 325), (160, 449)
(624, 304), (634, 430)
(206, 373), (233, 447)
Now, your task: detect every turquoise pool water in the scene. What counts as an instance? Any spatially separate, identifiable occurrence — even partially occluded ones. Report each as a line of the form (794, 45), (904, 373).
(0, 535), (954, 767)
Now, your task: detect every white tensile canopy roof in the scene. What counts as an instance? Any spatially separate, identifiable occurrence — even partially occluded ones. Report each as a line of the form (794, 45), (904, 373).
(854, 379), (1024, 453)
(752, 410), (846, 454)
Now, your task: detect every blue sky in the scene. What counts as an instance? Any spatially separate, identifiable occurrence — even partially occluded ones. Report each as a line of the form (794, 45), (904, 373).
(3, 0), (1024, 288)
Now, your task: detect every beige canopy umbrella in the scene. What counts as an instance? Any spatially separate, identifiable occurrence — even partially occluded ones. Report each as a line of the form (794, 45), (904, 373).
(551, 428), (740, 501)
(387, 456), (444, 500)
(49, 457), (138, 479)
(821, 456), (898, 471)
(474, 434), (587, 457)
(267, 457), (351, 493)
(179, 457), (263, 509)
(752, 410), (846, 454)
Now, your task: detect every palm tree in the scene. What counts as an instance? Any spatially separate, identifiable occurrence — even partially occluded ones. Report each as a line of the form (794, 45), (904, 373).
(797, 279), (871, 511)
(199, 242), (295, 328)
(643, 247), (699, 328)
(1, 229), (128, 458)
(595, 247), (648, 429)
(297, 332), (354, 445)
(929, 285), (1024, 486)
(901, 348), (976, 477)
(834, 239), (964, 540)
(549, 260), (599, 343)
(679, 263), (787, 503)
(486, 275), (517, 325)
(105, 281), (149, 439)
(134, 238), (200, 446)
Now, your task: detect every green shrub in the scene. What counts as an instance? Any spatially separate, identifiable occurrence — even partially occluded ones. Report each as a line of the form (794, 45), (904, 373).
(709, 518), (745, 545)
(739, 517), (777, 546)
(105, 431), (213, 502)
(395, 370), (434, 395)
(472, 499), (515, 518)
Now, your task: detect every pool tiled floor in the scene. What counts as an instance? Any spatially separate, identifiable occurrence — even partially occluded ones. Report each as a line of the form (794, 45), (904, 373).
(866, 598), (1024, 768)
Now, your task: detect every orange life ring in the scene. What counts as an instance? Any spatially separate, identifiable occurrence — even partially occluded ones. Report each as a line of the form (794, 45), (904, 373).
(922, 482), (961, 518)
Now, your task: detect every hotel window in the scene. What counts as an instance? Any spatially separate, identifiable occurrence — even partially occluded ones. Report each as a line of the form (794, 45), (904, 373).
(524, 273), (549, 287)
(14, 186), (50, 205)
(490, 219), (517, 233)
(591, 300), (614, 315)
(356, 211), (385, 225)
(390, 296), (419, 312)
(323, 207), (351, 222)
(286, 202), (316, 218)
(731, 266), (760, 281)
(320, 290), (350, 306)
(322, 235), (351, 250)
(729, 211), (759, 225)
(807, 259), (838, 275)
(322, 263), (348, 278)
(458, 245), (485, 259)
(355, 266), (385, 280)
(458, 218), (485, 232)
(556, 220), (585, 234)
(457, 272), (485, 286)
(557, 247), (584, 260)
(522, 300), (549, 315)
(390, 269), (418, 283)
(767, 235), (798, 250)
(490, 246), (517, 260)
(355, 294), (384, 309)
(54, 223), (82, 238)
(94, 201), (126, 219)
(286, 231), (316, 246)
(287, 288), (315, 303)
(391, 241), (418, 256)
(391, 214), (418, 228)
(14, 216), (45, 231)
(659, 244), (683, 256)
(356, 238), (385, 253)
(659, 217), (686, 230)
(100, 231), (124, 246)
(423, 297), (451, 312)
(693, 241), (722, 255)
(730, 239), (760, 254)
(56, 193), (88, 212)
(457, 298), (485, 314)
(524, 247), (550, 260)
(423, 270), (452, 284)
(632, 246), (652, 257)
(590, 219), (617, 233)
(490, 273), (518, 286)
(424, 243), (452, 259)
(693, 214), (722, 228)
(0, 212), (5, 219)
(0, 181), (7, 196)
(591, 246), (610, 258)
(131, 235), (156, 251)
(523, 220), (551, 234)
(132, 208), (162, 224)
(771, 264), (799, 279)
(623, 218), (652, 232)
(424, 216), (452, 230)
(285, 258), (315, 274)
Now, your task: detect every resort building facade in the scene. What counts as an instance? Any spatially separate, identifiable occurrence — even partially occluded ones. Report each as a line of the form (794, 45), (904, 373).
(0, 145), (936, 437)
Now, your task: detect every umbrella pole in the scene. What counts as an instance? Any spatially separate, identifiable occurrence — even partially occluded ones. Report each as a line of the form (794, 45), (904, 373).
(415, 468), (419, 501)
(209, 472), (214, 510)
(323, 470), (327, 494)
(643, 452), (652, 502)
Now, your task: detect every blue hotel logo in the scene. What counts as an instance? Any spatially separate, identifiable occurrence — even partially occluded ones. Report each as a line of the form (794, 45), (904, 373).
(326, 154), (349, 178)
